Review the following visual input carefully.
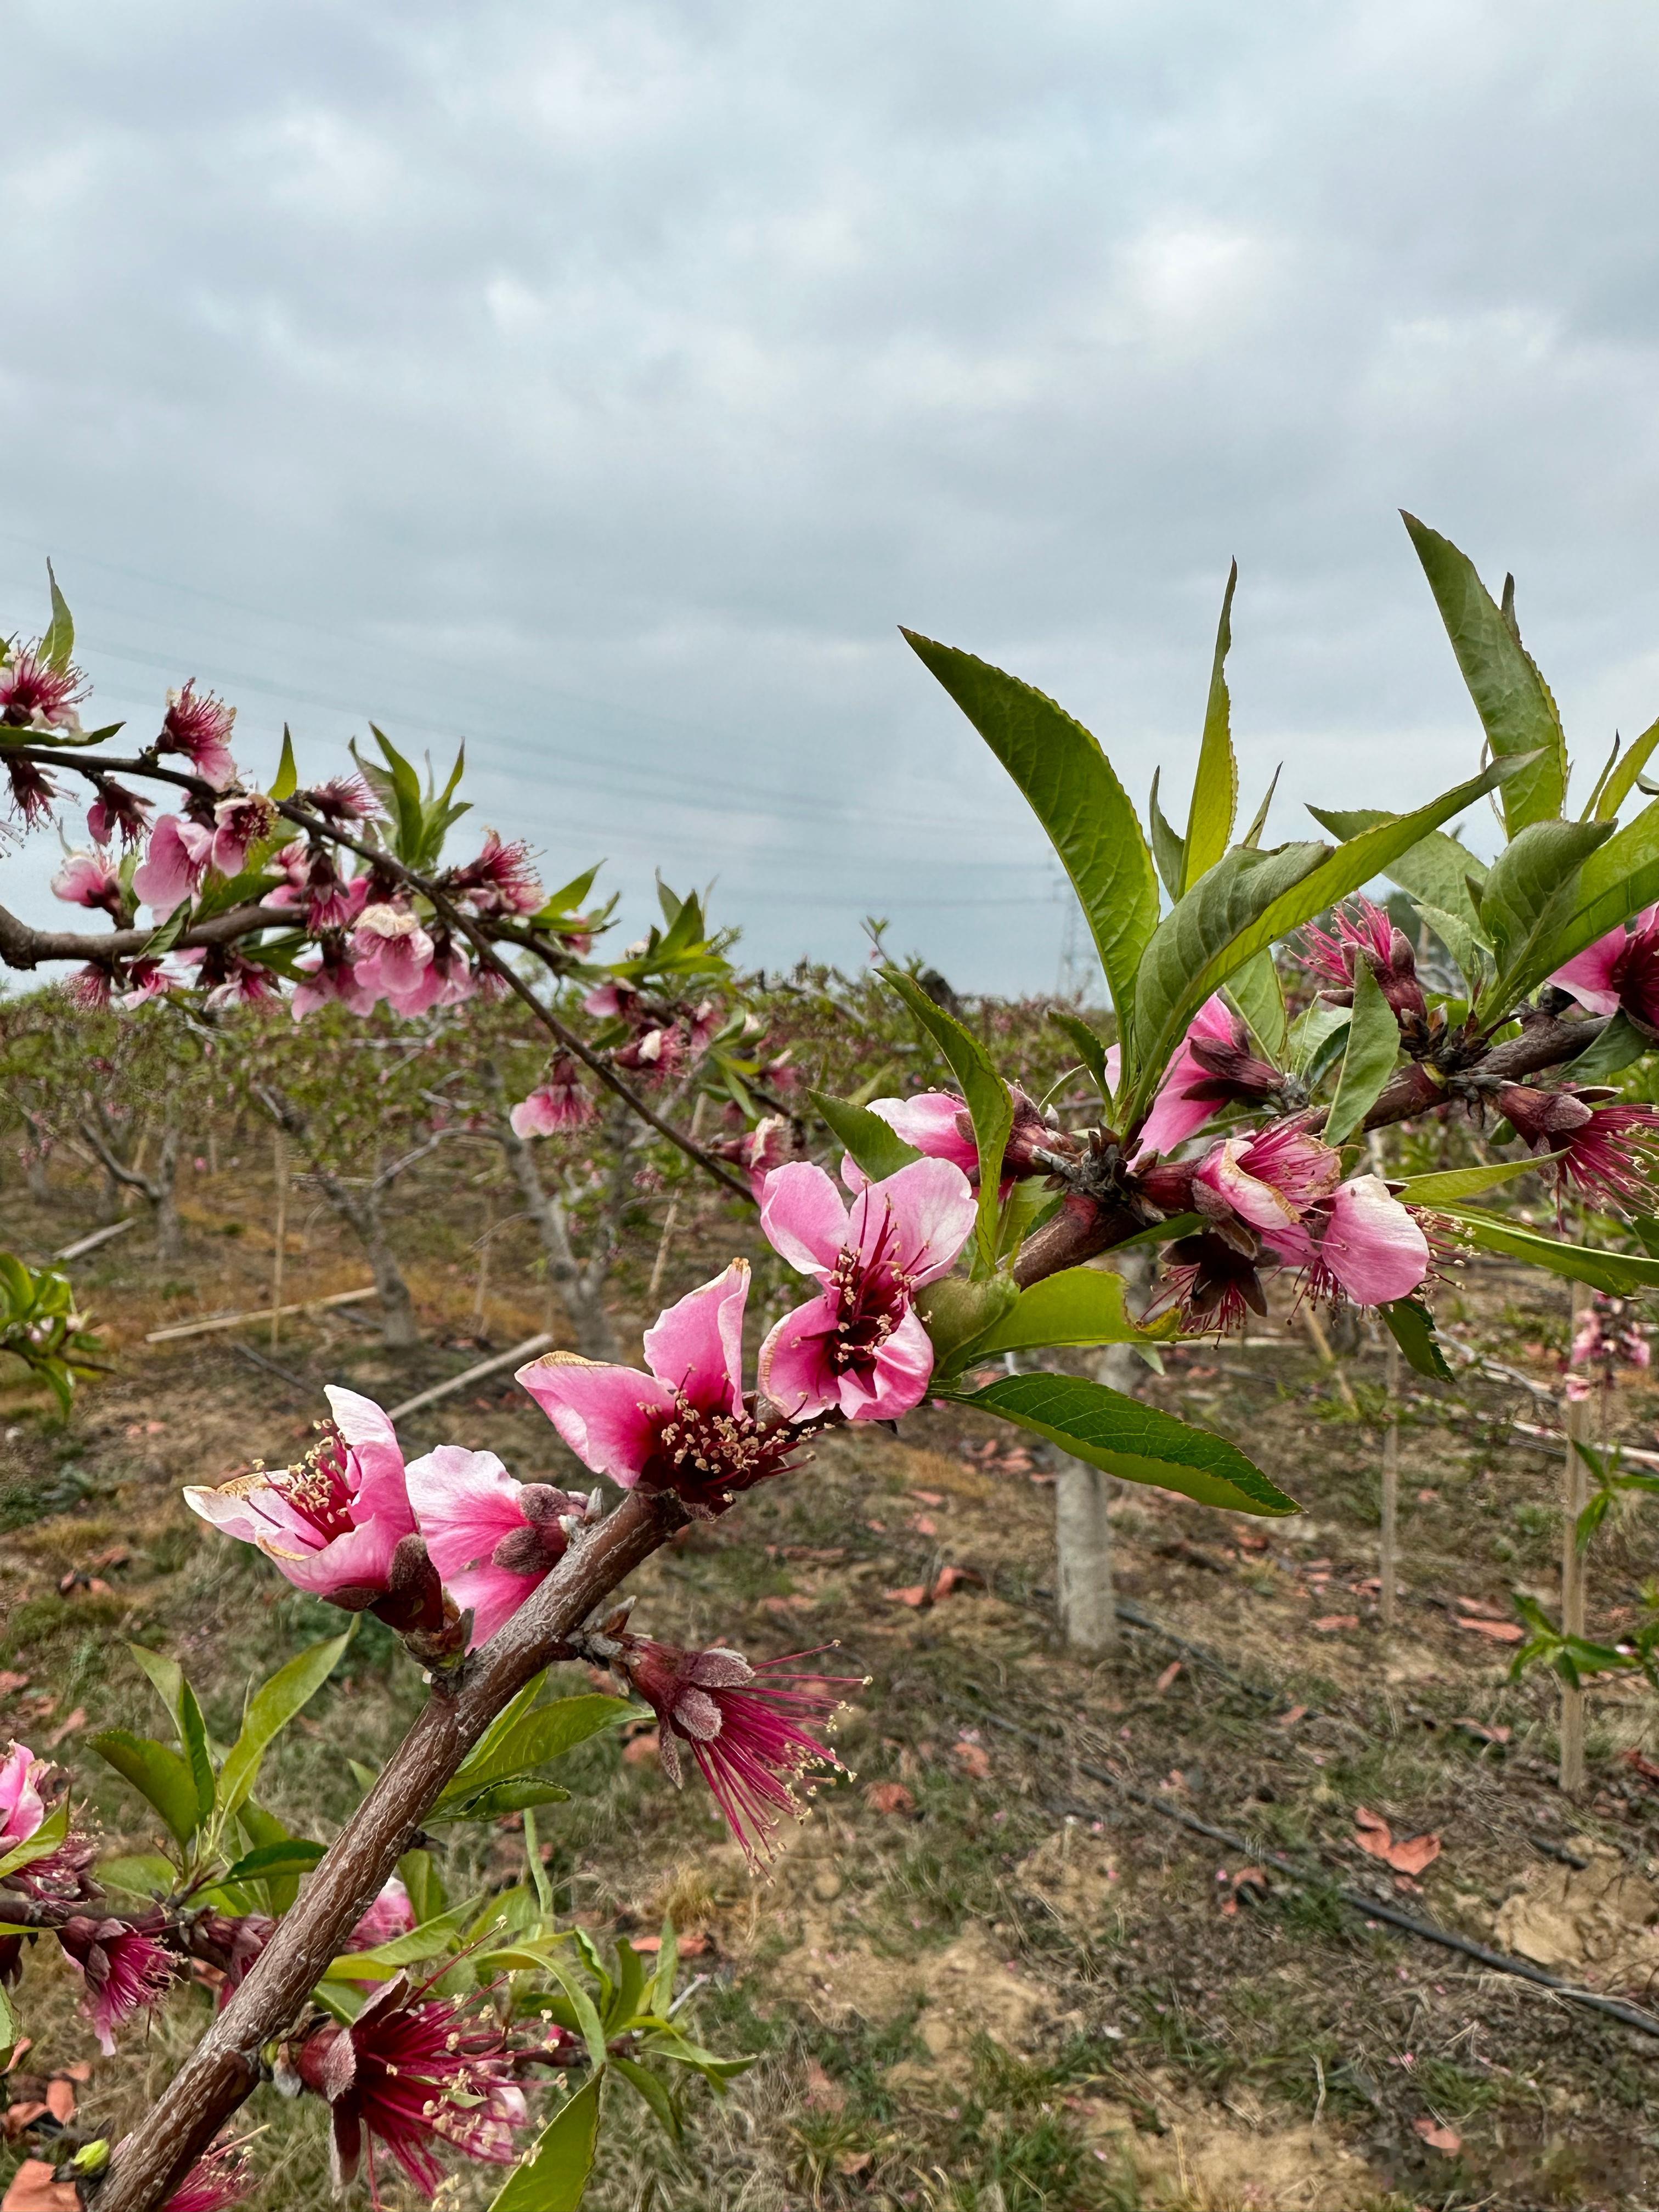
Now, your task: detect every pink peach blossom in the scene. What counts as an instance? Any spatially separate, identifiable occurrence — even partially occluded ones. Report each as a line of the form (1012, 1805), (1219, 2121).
(1551, 907), (1659, 1032)
(346, 1876), (416, 1952)
(133, 814), (213, 910)
(350, 903), (435, 1007)
(51, 849), (122, 916)
(0, 645), (86, 732)
(208, 792), (276, 877)
(158, 681), (238, 788)
(758, 1156), (977, 1422)
(0, 1741), (47, 1849)
(405, 1447), (586, 1647)
(510, 1056), (596, 1136)
(1193, 1121), (1342, 1234)
(57, 1915), (175, 2054)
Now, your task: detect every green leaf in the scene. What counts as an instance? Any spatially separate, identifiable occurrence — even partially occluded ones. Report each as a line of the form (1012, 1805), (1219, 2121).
(611, 2055), (681, 2141)
(127, 1643), (187, 1731)
(436, 1695), (632, 1813)
(882, 970), (1013, 1272)
(427, 1779), (572, 1824)
(646, 1919), (680, 2020)
(370, 725), (426, 860)
(608, 1936), (648, 2034)
(1402, 514), (1568, 834)
(1563, 1011), (1647, 1083)
(178, 1681), (216, 1831)
(270, 725), (298, 802)
(1594, 713), (1659, 821)
(41, 561), (74, 673)
(1393, 1156), (1556, 1204)
(809, 1091), (922, 1184)
(0, 1803), (67, 1883)
(1431, 1209), (1659, 1293)
(1148, 768), (1186, 900)
(1380, 1297), (1453, 1382)
(959, 1268), (1177, 1360)
(1240, 766), (1280, 849)
(323, 1898), (481, 1980)
(221, 1839), (328, 1887)
(951, 1373), (1299, 1515)
(219, 1627), (352, 1821)
(236, 1801), (303, 1911)
(0, 1979), (18, 2069)
(89, 1731), (202, 1849)
(1306, 808), (1489, 938)
(1476, 817), (1615, 1011)
(1413, 899), (1489, 996)
(1046, 1008), (1111, 1096)
(1523, 795), (1659, 992)
(488, 2073), (603, 2212)
(902, 631), (1160, 1025)
(1126, 756), (1526, 1114)
(1182, 561), (1239, 888)
(914, 1276), (1021, 1373)
(97, 1852), (179, 1898)
(1324, 960), (1400, 1146)
(1223, 949), (1287, 1064)
(541, 1953), (610, 2073)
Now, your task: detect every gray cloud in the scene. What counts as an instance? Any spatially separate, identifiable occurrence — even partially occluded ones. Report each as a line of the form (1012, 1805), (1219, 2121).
(4, 0), (1658, 990)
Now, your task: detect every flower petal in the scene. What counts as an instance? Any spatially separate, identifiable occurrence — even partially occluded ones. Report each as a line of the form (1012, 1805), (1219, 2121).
(759, 1162), (850, 1279)
(405, 1446), (526, 1578)
(848, 1156), (977, 1285)
(838, 1304), (938, 1420)
(641, 1260), (747, 1413)
(1549, 927), (1626, 1016)
(758, 1295), (842, 1421)
(516, 1351), (676, 1485)
(1318, 1176), (1430, 1304)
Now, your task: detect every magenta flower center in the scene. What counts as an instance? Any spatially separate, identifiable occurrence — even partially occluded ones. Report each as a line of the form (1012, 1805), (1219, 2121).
(271, 1430), (359, 1543)
(822, 1221), (915, 1375)
(644, 1390), (795, 1494)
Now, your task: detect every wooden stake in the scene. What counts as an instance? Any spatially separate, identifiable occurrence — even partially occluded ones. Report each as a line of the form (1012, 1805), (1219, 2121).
(270, 1130), (289, 1350)
(1560, 1280), (1592, 1796)
(1381, 1331), (1400, 1630)
(472, 1191), (494, 1335)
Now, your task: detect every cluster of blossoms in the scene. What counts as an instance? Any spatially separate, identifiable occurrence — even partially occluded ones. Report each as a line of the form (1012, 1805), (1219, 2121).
(580, 979), (721, 1083)
(1565, 1293), (1651, 1403)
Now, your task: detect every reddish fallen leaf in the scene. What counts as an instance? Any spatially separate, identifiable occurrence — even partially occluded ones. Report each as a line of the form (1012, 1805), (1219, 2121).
(1312, 1614), (1359, 1633)
(1353, 1806), (1441, 1875)
(885, 1584), (930, 1609)
(1454, 1718), (1512, 1746)
(0, 1672), (29, 1694)
(909, 1489), (945, 1506)
(43, 2082), (74, 2125)
(55, 2068), (90, 2086)
(1417, 1488), (1439, 1503)
(44, 1708), (86, 1749)
(951, 1740), (992, 1780)
(1232, 1528), (1269, 1552)
(622, 1731), (661, 1766)
(910, 1515), (939, 1537)
(1457, 1616), (1524, 1643)
(1274, 1704), (1309, 1729)
(1232, 1866), (1269, 1893)
(1454, 1595), (1505, 1620)
(1413, 2118), (1462, 2154)
(758, 1594), (814, 1616)
(630, 1932), (709, 1957)
(1, 2160), (78, 2212)
(3, 2040), (32, 2075)
(2, 2105), (49, 2144)
(1621, 1747), (1659, 1784)
(836, 2151), (874, 2179)
(930, 1565), (983, 1599)
(1154, 1661), (1183, 1694)
(866, 1518), (887, 1534)
(1352, 1577), (1382, 1596)
(803, 2059), (845, 2111)
(864, 1781), (917, 1816)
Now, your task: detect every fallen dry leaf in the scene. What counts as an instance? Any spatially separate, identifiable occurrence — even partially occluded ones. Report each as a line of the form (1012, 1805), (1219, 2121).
(930, 1565), (983, 1599)
(803, 2059), (845, 2111)
(909, 1488), (945, 1506)
(0, 1672), (29, 1695)
(1621, 1747), (1659, 1784)
(1, 2159), (78, 2212)
(622, 1731), (661, 1767)
(1457, 1616), (1524, 1644)
(1312, 1614), (1359, 1633)
(864, 1781), (917, 1816)
(910, 1514), (939, 1537)
(950, 1739), (992, 1780)
(1454, 1594), (1505, 1618)
(43, 2081), (74, 2125)
(44, 1708), (86, 1750)
(1454, 1717), (1512, 1746)
(884, 1583), (930, 1609)
(1413, 2117), (1462, 2154)
(2, 2039), (32, 2075)
(1154, 1661), (1183, 1694)
(757, 1594), (814, 1616)
(631, 1932), (709, 1957)
(1353, 1806), (1442, 1876)
(2, 2105), (48, 2145)
(1274, 1704), (1309, 1729)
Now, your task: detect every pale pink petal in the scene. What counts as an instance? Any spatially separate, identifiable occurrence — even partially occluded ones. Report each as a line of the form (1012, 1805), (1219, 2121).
(641, 1260), (748, 1412)
(182, 1477), (313, 1555)
(1318, 1176), (1430, 1304)
(510, 1090), (561, 1138)
(516, 1352), (678, 1485)
(0, 1743), (44, 1846)
(1103, 1042), (1122, 1096)
(836, 1305), (936, 1421)
(133, 815), (209, 911)
(1194, 1137), (1303, 1233)
(448, 1560), (545, 1647)
(405, 1446), (526, 1578)
(276, 1512), (406, 1599)
(848, 1156), (977, 1285)
(757, 1295), (842, 1421)
(867, 1092), (980, 1175)
(1131, 994), (1233, 1161)
(323, 1386), (411, 1517)
(760, 1162), (851, 1280)
(1549, 927), (1626, 1015)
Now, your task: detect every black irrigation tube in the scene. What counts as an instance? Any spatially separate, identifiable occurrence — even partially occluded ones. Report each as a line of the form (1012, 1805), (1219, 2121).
(970, 1697), (1659, 2044)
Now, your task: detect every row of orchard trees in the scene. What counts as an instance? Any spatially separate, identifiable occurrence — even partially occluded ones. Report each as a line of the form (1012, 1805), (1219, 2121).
(7, 523), (1659, 2207)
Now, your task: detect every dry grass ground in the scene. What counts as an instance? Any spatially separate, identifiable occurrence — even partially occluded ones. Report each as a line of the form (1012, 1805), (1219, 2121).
(4, 1151), (1659, 2210)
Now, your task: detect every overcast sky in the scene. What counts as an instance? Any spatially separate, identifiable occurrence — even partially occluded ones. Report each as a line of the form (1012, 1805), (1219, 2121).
(4, 1), (1658, 994)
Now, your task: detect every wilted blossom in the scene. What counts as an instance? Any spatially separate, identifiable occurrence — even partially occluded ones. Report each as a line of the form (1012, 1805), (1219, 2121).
(87, 775), (153, 848)
(715, 1113), (802, 1199)
(133, 814), (212, 911)
(157, 681), (238, 789)
(452, 830), (544, 916)
(614, 1635), (859, 1864)
(268, 843), (366, 932)
(5, 755), (58, 828)
(1550, 907), (1659, 1035)
(1302, 896), (1426, 1022)
(55, 1915), (174, 2054)
(617, 1023), (684, 1079)
(63, 964), (114, 1011)
(176, 946), (283, 1013)
(758, 1158), (977, 1421)
(1191, 1121), (1343, 1235)
(406, 1447), (588, 1646)
(302, 773), (378, 822)
(1497, 1081), (1659, 1215)
(286, 1971), (527, 2195)
(1156, 1229), (1272, 1331)
(1107, 996), (1285, 1163)
(510, 1056), (597, 1136)
(184, 1387), (417, 1606)
(119, 957), (177, 1009)
(159, 2142), (256, 2210)
(0, 645), (86, 731)
(521, 1261), (803, 1506)
(50, 849), (123, 917)
(346, 1876), (416, 1952)
(208, 792), (276, 877)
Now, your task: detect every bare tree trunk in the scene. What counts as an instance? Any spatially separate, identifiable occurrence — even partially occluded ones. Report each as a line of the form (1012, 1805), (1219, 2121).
(80, 1112), (181, 1265)
(258, 1091), (422, 1351)
(486, 1064), (618, 1361)
(1053, 1247), (1151, 1652)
